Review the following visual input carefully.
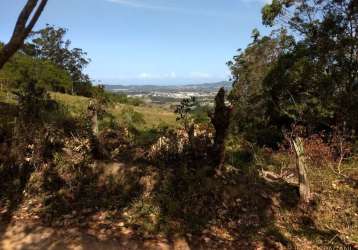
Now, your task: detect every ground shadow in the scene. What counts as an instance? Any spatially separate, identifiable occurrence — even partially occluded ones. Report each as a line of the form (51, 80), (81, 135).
(0, 164), (34, 240)
(144, 158), (296, 250)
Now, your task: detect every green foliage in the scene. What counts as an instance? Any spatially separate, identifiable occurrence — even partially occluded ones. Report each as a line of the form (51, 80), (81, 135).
(27, 25), (91, 84)
(230, 0), (358, 146)
(175, 96), (211, 131)
(102, 91), (143, 106)
(0, 25), (97, 98)
(175, 97), (198, 131)
(191, 104), (211, 124)
(1, 53), (72, 93)
(228, 29), (294, 146)
(13, 80), (57, 122)
(118, 107), (146, 130)
(1, 25), (111, 99)
(73, 81), (93, 97)
(26, 25), (94, 97)
(263, 0), (358, 132)
(262, 45), (336, 130)
(261, 0), (284, 26)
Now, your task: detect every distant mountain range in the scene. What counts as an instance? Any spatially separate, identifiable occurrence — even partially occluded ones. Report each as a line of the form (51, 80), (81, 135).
(104, 81), (232, 93)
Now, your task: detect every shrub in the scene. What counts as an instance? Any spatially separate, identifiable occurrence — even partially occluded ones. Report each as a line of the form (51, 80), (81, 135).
(118, 107), (145, 130)
(14, 80), (58, 122)
(98, 128), (130, 159)
(303, 133), (334, 168)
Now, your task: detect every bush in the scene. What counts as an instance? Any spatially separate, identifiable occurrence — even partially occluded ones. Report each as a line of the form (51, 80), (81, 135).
(98, 128), (130, 159)
(14, 80), (58, 122)
(118, 107), (146, 130)
(303, 133), (335, 168)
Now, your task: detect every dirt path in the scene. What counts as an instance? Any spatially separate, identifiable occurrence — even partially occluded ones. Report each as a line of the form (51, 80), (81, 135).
(0, 162), (193, 250)
(0, 161), (292, 250)
(3, 161), (350, 249)
(0, 220), (192, 250)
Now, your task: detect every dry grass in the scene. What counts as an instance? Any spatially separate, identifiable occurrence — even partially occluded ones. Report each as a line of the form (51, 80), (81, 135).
(51, 92), (177, 128)
(0, 89), (16, 105)
(0, 89), (177, 129)
(267, 152), (358, 248)
(50, 92), (90, 116)
(1, 89), (357, 249)
(109, 104), (177, 128)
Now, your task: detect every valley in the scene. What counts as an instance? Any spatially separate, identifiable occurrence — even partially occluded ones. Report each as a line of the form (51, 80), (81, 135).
(105, 81), (232, 104)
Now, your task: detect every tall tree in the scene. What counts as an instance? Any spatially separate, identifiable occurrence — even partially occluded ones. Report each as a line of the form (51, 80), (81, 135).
(0, 0), (48, 70)
(228, 29), (295, 146)
(28, 25), (91, 84)
(261, 0), (358, 133)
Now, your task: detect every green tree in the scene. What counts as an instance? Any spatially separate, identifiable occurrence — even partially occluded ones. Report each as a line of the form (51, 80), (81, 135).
(27, 25), (92, 95)
(228, 29), (295, 146)
(14, 80), (56, 122)
(1, 52), (72, 93)
(175, 97), (198, 134)
(261, 0), (358, 133)
(229, 0), (357, 147)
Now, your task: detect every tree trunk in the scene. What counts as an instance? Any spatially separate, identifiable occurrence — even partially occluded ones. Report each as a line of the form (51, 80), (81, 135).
(188, 123), (196, 162)
(0, 0), (48, 70)
(292, 137), (311, 204)
(213, 140), (226, 169)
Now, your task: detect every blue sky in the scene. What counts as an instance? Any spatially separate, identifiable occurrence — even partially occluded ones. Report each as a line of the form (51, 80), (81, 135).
(0, 0), (270, 85)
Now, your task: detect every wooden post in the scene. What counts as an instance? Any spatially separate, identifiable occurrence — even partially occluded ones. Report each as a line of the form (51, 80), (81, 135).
(292, 137), (311, 204)
(88, 100), (99, 135)
(92, 110), (98, 135)
(211, 88), (232, 170)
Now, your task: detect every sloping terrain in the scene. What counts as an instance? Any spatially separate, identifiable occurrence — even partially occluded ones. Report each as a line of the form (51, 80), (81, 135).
(1, 159), (357, 250)
(0, 91), (357, 250)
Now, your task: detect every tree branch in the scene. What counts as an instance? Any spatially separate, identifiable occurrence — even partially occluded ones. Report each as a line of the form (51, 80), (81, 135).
(24, 0), (48, 36)
(0, 0), (48, 70)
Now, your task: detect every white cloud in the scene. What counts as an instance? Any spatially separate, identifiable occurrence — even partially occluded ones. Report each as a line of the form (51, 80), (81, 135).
(98, 71), (227, 83)
(167, 72), (177, 78)
(138, 72), (152, 79)
(138, 72), (177, 79)
(190, 72), (211, 78)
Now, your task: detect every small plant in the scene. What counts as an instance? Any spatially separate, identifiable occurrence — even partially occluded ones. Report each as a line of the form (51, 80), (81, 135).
(303, 133), (334, 168)
(119, 107), (146, 130)
(14, 80), (57, 122)
(330, 125), (353, 175)
(175, 96), (198, 134)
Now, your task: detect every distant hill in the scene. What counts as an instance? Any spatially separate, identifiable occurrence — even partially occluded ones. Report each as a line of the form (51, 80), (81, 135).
(104, 81), (232, 93)
(104, 81), (233, 104)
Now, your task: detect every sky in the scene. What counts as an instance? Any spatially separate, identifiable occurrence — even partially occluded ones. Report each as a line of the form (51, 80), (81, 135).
(0, 0), (271, 85)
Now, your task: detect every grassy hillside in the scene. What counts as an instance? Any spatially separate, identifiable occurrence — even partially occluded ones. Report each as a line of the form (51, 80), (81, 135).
(51, 92), (177, 128)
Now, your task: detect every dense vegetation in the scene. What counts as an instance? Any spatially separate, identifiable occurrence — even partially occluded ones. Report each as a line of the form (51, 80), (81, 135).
(0, 0), (357, 249)
(228, 0), (358, 147)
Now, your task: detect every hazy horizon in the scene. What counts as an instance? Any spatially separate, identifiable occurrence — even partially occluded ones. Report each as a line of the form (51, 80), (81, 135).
(94, 78), (231, 86)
